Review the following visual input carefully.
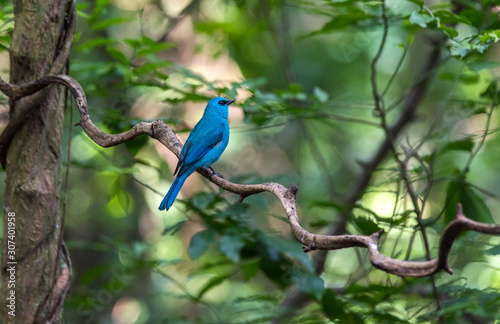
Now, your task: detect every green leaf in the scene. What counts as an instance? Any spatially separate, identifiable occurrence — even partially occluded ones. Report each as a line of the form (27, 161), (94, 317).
(106, 46), (130, 66)
(75, 3), (90, 11)
(458, 8), (484, 28)
(372, 311), (407, 323)
(469, 61), (500, 72)
(450, 42), (489, 59)
(260, 233), (314, 271)
(162, 220), (186, 236)
(478, 31), (500, 44)
(242, 77), (267, 90)
(471, 107), (487, 115)
(460, 185), (494, 224)
(459, 73), (479, 84)
(91, 17), (132, 31)
(450, 42), (472, 58)
(444, 179), (461, 224)
(101, 166), (139, 175)
(136, 42), (175, 57)
(480, 81), (499, 101)
(444, 138), (474, 152)
(76, 9), (90, 20)
(444, 181), (494, 224)
(409, 11), (434, 28)
(242, 259), (260, 281)
(133, 61), (173, 75)
(76, 37), (120, 51)
(485, 245), (500, 256)
(258, 258), (291, 288)
(184, 192), (222, 212)
(220, 229), (245, 262)
(124, 135), (149, 156)
(290, 268), (325, 300)
(322, 289), (363, 323)
(313, 86), (329, 103)
(288, 83), (303, 94)
(406, 0), (424, 6)
(439, 26), (458, 38)
(88, 0), (111, 24)
(434, 10), (469, 25)
(319, 10), (371, 33)
(187, 229), (216, 259)
(322, 289), (346, 320)
(219, 202), (250, 219)
(197, 275), (229, 300)
(351, 216), (380, 235)
(124, 38), (141, 48)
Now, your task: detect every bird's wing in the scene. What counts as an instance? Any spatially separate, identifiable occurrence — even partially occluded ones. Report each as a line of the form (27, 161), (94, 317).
(174, 131), (224, 177)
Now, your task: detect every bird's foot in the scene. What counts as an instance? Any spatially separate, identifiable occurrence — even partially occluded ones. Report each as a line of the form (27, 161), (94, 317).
(208, 166), (224, 179)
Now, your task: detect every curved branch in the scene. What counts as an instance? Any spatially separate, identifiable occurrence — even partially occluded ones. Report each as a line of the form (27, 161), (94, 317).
(0, 1), (76, 168)
(0, 75), (499, 278)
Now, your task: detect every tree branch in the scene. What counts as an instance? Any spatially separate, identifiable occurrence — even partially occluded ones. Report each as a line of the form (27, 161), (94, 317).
(0, 0), (76, 168)
(0, 74), (498, 279)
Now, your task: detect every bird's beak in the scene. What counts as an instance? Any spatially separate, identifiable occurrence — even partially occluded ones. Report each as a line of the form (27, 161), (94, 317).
(227, 100), (235, 105)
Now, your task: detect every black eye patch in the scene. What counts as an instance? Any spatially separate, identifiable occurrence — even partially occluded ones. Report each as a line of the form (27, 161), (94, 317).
(218, 100), (227, 105)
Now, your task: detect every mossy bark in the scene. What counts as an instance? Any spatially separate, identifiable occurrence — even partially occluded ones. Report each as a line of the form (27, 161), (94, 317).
(1, 0), (73, 323)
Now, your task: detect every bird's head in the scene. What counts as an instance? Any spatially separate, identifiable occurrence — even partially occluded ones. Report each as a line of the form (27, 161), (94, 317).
(205, 97), (235, 119)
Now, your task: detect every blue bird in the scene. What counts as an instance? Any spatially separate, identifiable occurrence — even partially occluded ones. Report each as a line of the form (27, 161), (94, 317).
(159, 97), (234, 211)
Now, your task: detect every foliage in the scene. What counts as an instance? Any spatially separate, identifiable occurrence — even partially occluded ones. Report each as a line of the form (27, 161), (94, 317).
(1, 0), (500, 323)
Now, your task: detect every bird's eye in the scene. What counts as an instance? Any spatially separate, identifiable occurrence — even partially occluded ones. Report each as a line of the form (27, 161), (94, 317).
(218, 100), (227, 105)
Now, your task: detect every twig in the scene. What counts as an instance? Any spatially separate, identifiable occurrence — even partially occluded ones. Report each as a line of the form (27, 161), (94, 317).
(157, 0), (202, 43)
(278, 12), (447, 322)
(370, 0), (389, 116)
(381, 45), (409, 97)
(463, 90), (498, 172)
(298, 120), (338, 198)
(399, 145), (441, 307)
(280, 0), (296, 84)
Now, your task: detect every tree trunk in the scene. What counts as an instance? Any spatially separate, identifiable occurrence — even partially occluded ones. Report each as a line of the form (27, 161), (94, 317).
(1, 0), (74, 323)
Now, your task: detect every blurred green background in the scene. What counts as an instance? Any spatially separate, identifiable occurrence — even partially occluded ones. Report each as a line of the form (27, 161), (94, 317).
(1, 0), (500, 323)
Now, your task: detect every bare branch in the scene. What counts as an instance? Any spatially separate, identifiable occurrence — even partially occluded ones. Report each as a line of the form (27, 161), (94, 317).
(157, 0), (202, 43)
(0, 75), (499, 280)
(36, 243), (72, 323)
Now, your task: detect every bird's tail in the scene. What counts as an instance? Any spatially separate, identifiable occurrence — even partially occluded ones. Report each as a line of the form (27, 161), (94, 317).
(159, 175), (186, 211)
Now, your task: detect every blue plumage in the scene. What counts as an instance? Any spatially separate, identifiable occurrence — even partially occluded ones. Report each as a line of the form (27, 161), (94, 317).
(159, 97), (234, 211)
